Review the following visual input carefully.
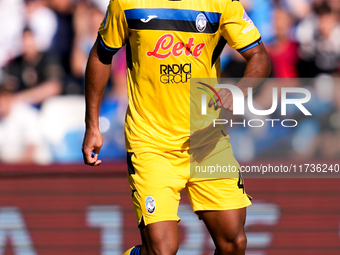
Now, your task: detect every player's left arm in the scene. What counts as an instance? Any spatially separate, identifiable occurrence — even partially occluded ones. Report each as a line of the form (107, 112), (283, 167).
(239, 41), (271, 93)
(209, 0), (271, 110)
(210, 43), (271, 110)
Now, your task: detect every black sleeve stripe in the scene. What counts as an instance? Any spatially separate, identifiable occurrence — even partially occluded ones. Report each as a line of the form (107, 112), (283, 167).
(237, 37), (262, 53)
(97, 34), (121, 65)
(98, 33), (121, 53)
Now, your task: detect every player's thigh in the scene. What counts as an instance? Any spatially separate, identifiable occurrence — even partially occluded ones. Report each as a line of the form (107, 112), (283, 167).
(127, 151), (187, 226)
(198, 208), (247, 245)
(139, 220), (179, 255)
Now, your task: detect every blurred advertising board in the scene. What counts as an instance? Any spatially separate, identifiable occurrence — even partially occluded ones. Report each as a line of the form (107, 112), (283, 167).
(0, 163), (339, 255)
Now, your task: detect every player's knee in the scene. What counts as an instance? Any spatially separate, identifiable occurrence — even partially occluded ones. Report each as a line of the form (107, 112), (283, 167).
(233, 234), (247, 252)
(146, 238), (179, 255)
(216, 234), (247, 254)
(146, 240), (178, 255)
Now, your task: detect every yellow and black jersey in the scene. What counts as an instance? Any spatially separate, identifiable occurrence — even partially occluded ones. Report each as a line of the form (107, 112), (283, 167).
(98, 0), (261, 152)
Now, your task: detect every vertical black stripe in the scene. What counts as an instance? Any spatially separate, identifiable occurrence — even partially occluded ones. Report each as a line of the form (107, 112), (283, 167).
(127, 152), (135, 175)
(211, 37), (227, 67)
(126, 40), (132, 71)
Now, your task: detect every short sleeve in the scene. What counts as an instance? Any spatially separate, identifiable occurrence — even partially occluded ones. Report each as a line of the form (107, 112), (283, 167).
(98, 0), (129, 52)
(220, 0), (262, 52)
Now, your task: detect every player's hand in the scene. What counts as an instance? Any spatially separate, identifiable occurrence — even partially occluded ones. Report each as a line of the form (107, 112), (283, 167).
(208, 87), (246, 112)
(208, 88), (234, 112)
(82, 127), (103, 166)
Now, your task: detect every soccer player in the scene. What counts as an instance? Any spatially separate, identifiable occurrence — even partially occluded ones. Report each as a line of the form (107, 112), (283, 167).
(82, 0), (271, 254)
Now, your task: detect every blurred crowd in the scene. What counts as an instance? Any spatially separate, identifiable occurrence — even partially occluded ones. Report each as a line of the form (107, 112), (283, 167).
(0, 0), (126, 164)
(224, 0), (340, 162)
(0, 0), (339, 164)
(221, 0), (340, 78)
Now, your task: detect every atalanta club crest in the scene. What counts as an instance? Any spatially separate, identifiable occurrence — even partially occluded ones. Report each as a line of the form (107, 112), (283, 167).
(196, 13), (207, 32)
(145, 196), (156, 214)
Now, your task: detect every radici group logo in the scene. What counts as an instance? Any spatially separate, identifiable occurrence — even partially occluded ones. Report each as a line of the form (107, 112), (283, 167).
(195, 80), (312, 128)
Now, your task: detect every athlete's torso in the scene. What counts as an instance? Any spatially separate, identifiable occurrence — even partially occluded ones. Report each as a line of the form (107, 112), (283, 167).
(99, 0), (260, 152)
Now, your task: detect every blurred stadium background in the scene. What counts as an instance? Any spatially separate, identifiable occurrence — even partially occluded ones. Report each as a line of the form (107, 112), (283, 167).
(0, 0), (339, 254)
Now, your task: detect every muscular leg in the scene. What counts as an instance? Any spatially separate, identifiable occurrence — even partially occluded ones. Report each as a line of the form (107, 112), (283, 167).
(139, 220), (179, 255)
(198, 208), (247, 255)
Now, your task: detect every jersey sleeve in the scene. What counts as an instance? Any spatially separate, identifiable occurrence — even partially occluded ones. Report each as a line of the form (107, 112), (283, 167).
(220, 0), (262, 53)
(98, 0), (129, 53)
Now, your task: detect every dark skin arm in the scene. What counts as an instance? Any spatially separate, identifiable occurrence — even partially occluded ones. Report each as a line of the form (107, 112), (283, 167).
(82, 38), (111, 166)
(208, 43), (271, 110)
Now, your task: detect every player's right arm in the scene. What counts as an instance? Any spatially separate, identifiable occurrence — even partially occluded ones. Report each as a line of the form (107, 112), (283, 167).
(82, 0), (128, 166)
(82, 38), (111, 166)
